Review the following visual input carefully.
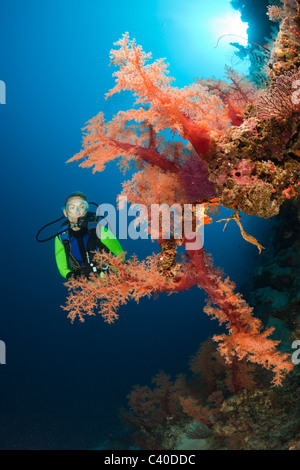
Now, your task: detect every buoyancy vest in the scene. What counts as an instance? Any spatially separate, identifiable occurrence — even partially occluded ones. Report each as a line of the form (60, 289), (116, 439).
(55, 222), (125, 279)
(59, 224), (110, 271)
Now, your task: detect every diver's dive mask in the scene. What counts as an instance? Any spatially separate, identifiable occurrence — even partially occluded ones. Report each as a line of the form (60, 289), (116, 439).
(36, 201), (101, 242)
(65, 199), (89, 216)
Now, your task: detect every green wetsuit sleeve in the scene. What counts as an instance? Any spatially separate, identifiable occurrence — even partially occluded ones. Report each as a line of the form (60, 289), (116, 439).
(55, 236), (72, 279)
(100, 226), (125, 259)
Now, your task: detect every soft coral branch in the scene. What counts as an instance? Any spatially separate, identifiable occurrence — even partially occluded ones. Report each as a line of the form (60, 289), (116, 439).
(108, 137), (179, 173)
(62, 251), (197, 324)
(185, 246), (293, 387)
(68, 32), (236, 173)
(63, 243), (293, 386)
(107, 33), (225, 158)
(67, 111), (179, 173)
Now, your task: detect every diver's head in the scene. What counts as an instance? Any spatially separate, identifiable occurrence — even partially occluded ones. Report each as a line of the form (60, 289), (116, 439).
(63, 192), (89, 226)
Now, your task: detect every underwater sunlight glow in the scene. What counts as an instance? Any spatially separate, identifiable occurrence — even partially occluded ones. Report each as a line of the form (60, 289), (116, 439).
(210, 11), (249, 47)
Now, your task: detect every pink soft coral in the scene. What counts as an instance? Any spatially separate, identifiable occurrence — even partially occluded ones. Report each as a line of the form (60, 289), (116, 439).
(64, 34), (294, 387)
(67, 32), (237, 170)
(63, 244), (293, 386)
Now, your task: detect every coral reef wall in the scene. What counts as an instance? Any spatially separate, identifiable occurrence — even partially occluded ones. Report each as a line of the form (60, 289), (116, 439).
(243, 196), (300, 354)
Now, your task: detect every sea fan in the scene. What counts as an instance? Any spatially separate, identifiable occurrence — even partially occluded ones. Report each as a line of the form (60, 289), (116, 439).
(255, 67), (300, 119)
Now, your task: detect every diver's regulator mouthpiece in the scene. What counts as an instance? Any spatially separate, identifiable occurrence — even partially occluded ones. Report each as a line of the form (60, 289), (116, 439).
(75, 211), (98, 229)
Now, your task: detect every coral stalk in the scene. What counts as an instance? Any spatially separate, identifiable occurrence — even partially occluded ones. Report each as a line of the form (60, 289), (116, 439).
(63, 239), (293, 386)
(183, 243), (293, 387)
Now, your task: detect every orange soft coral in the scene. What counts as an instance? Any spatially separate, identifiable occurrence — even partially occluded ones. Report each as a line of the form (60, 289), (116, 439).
(64, 34), (294, 388)
(63, 244), (293, 386)
(67, 32), (238, 170)
(62, 251), (196, 324)
(188, 248), (293, 387)
(121, 371), (187, 449)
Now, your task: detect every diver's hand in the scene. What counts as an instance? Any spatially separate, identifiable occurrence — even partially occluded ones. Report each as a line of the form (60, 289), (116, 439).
(66, 267), (98, 281)
(66, 271), (82, 280)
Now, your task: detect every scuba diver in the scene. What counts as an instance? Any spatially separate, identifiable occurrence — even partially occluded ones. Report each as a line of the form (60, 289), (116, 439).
(56, 192), (124, 280)
(36, 191), (124, 280)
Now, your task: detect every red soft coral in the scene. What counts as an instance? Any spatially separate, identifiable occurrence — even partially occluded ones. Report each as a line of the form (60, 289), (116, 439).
(63, 34), (294, 388)
(187, 247), (293, 387)
(63, 244), (293, 386)
(67, 32), (238, 170)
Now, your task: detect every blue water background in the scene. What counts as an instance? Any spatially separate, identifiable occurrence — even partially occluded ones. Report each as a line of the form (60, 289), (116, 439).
(0, 0), (271, 449)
